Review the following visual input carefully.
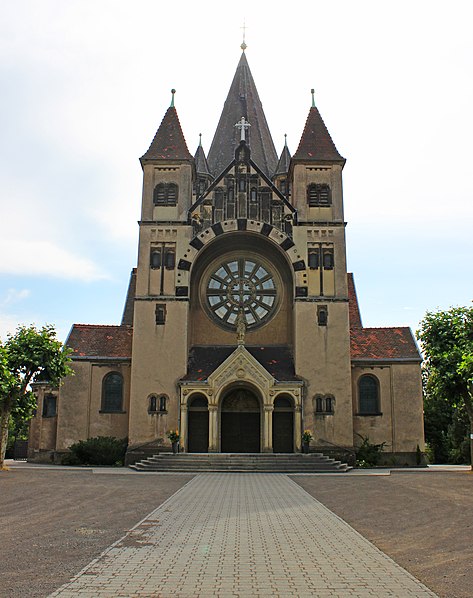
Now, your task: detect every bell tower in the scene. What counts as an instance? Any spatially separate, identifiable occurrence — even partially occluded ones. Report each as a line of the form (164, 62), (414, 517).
(289, 89), (353, 447)
(128, 91), (195, 448)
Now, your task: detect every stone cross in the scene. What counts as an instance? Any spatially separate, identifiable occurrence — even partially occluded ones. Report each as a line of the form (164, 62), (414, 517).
(235, 116), (251, 142)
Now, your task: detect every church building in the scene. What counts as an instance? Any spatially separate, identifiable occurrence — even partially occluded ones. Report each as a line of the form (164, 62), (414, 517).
(29, 49), (425, 465)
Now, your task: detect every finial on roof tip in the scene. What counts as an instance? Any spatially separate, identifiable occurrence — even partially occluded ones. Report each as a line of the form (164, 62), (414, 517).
(311, 88), (315, 108)
(284, 133), (287, 147)
(170, 89), (176, 108)
(241, 19), (247, 51)
(198, 133), (202, 146)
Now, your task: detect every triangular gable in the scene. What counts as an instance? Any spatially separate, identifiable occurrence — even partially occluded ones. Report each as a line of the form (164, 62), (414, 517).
(189, 150), (295, 215)
(208, 345), (275, 393)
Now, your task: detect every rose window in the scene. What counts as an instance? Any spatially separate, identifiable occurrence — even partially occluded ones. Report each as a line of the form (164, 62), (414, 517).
(206, 258), (277, 329)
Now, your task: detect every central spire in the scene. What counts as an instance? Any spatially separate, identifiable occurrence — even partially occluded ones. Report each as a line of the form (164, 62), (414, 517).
(207, 52), (278, 178)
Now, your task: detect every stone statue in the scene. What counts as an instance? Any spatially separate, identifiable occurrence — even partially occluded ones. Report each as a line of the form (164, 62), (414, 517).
(236, 310), (246, 345)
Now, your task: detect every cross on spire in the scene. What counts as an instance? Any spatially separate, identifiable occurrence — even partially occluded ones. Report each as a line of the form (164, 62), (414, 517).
(241, 19), (247, 51)
(235, 116), (251, 142)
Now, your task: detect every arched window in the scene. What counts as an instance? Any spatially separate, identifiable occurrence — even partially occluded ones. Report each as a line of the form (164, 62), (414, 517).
(358, 375), (380, 415)
(150, 249), (162, 269)
(153, 183), (178, 206)
(164, 249), (175, 270)
(325, 396), (334, 413)
(274, 396), (292, 409)
(101, 372), (123, 413)
(148, 395), (157, 413)
(307, 183), (331, 207)
(315, 396), (324, 413)
(323, 248), (334, 270)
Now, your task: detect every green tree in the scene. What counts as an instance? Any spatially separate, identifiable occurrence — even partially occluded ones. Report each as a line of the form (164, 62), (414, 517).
(417, 306), (473, 468)
(0, 325), (72, 469)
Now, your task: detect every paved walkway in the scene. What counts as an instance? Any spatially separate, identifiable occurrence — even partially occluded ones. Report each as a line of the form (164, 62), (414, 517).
(50, 474), (437, 597)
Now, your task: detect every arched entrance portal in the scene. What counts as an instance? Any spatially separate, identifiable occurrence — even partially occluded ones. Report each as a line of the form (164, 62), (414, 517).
(272, 395), (294, 453)
(221, 388), (261, 453)
(188, 395), (209, 453)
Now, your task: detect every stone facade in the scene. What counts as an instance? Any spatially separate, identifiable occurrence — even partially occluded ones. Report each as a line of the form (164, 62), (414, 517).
(28, 51), (424, 465)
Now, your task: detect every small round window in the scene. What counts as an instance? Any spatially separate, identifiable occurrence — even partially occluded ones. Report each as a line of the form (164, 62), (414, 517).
(205, 257), (278, 330)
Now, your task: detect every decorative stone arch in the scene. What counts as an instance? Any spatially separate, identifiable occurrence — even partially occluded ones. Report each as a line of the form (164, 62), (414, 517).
(175, 219), (308, 298)
(218, 381), (263, 453)
(178, 345), (304, 453)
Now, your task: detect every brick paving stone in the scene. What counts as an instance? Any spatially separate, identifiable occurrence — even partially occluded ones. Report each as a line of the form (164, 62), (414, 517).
(49, 474), (437, 597)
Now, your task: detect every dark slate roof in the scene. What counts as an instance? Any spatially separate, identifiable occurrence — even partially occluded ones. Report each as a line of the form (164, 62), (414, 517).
(66, 325), (133, 359)
(194, 142), (211, 176)
(347, 273), (421, 361)
(207, 52), (278, 178)
(141, 107), (193, 162)
(121, 268), (137, 326)
(292, 106), (345, 163)
(182, 345), (300, 382)
(274, 142), (291, 176)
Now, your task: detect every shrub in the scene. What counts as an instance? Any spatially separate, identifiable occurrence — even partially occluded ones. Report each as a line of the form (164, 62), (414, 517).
(355, 434), (386, 467)
(62, 436), (128, 466)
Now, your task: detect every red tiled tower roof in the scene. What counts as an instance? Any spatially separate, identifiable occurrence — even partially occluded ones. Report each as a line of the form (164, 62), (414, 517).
(141, 107), (193, 162)
(292, 106), (345, 163)
(66, 325), (133, 359)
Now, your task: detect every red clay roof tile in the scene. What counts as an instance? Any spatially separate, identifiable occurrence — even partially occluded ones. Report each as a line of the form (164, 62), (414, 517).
(292, 106), (345, 163)
(141, 107), (193, 162)
(66, 324), (132, 359)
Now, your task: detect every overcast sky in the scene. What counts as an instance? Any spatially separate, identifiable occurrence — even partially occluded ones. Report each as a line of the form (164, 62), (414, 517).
(1, 0), (472, 342)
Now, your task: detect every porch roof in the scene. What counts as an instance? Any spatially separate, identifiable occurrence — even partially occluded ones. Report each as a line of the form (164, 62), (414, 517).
(182, 345), (300, 382)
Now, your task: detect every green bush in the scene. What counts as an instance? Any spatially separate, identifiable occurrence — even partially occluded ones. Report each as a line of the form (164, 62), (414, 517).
(355, 434), (386, 467)
(62, 436), (128, 466)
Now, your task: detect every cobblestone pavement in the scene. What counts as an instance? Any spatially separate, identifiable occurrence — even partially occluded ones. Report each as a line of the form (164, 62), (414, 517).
(50, 474), (437, 597)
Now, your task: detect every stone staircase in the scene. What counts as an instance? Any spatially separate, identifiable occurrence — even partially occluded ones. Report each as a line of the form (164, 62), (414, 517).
(129, 452), (351, 473)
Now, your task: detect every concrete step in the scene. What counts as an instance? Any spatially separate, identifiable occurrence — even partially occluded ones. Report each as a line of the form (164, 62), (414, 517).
(129, 453), (351, 473)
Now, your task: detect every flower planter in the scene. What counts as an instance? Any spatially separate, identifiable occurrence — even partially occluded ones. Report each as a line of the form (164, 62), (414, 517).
(172, 441), (179, 454)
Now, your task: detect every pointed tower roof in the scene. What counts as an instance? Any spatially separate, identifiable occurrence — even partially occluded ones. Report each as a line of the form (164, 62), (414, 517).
(141, 102), (193, 163)
(194, 135), (211, 176)
(274, 135), (291, 176)
(207, 52), (278, 178)
(292, 94), (345, 163)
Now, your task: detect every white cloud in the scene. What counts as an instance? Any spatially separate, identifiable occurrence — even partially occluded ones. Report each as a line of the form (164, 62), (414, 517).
(1, 288), (30, 306)
(0, 239), (108, 282)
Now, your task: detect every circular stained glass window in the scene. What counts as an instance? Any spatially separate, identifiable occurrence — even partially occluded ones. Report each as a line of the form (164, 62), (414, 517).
(205, 257), (278, 330)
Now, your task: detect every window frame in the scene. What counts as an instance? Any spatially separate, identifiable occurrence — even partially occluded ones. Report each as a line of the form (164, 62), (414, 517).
(358, 375), (381, 415)
(307, 183), (332, 207)
(153, 183), (179, 207)
(101, 372), (124, 413)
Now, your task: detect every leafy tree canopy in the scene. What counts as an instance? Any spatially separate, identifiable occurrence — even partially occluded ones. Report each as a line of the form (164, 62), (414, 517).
(0, 324), (72, 468)
(417, 306), (473, 465)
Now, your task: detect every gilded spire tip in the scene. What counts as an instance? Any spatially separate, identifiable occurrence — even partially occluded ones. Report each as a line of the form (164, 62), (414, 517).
(170, 88), (176, 108)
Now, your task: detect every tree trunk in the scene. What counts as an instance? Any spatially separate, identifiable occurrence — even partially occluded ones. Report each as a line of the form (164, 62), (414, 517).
(0, 397), (12, 469)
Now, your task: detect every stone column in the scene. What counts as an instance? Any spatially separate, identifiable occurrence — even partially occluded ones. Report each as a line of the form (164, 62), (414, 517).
(180, 402), (188, 452)
(295, 404), (302, 452)
(263, 405), (274, 453)
(208, 405), (218, 452)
